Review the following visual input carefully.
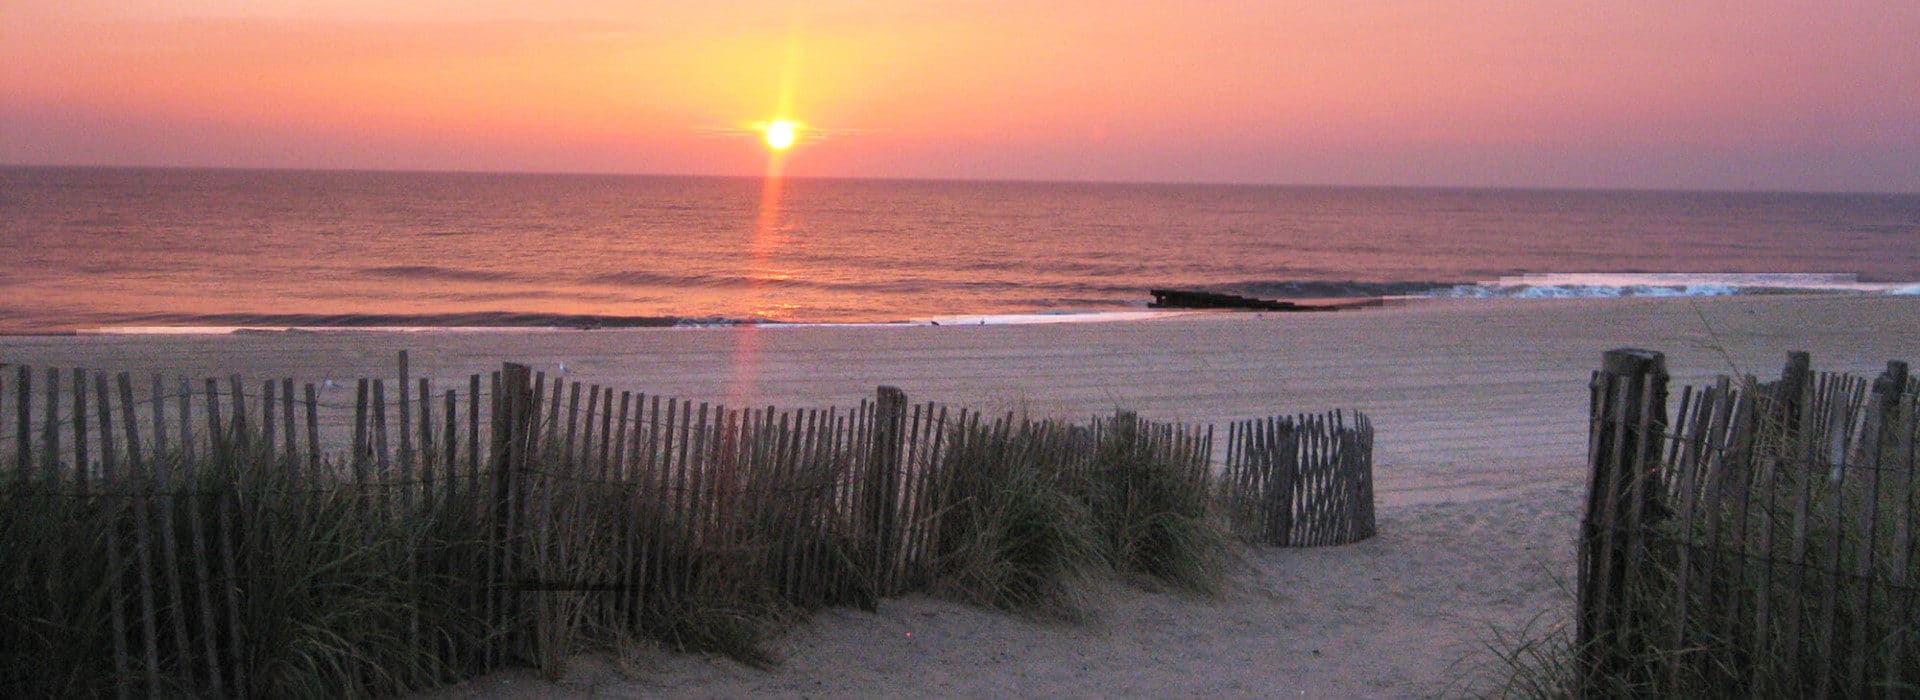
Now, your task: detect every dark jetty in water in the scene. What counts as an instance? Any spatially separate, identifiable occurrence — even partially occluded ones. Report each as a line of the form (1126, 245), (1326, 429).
(1148, 289), (1385, 312)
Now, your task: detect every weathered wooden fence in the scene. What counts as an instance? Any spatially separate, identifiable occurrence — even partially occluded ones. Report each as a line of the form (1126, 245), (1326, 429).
(1220, 411), (1375, 546)
(1579, 349), (1918, 697)
(0, 353), (1374, 697)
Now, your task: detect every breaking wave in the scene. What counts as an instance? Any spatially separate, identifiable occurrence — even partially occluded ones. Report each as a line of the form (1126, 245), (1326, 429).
(1217, 273), (1919, 300)
(1434, 273), (1919, 299)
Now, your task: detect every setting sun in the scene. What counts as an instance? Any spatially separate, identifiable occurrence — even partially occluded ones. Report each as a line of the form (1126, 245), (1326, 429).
(762, 120), (799, 151)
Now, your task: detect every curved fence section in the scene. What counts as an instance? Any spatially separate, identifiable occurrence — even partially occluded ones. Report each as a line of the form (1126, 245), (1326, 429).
(1220, 410), (1376, 547)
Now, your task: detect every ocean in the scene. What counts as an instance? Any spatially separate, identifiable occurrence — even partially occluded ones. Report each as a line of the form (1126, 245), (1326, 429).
(3, 166), (1917, 334)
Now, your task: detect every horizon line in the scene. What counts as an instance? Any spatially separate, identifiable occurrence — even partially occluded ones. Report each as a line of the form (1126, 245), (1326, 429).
(5, 161), (1916, 198)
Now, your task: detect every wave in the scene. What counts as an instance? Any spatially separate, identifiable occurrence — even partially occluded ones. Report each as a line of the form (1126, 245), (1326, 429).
(361, 265), (521, 282)
(1216, 273), (1920, 301)
(1436, 273), (1920, 299)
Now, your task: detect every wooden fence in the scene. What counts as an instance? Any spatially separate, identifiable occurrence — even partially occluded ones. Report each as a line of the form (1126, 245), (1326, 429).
(1221, 411), (1375, 546)
(0, 353), (1374, 697)
(1579, 349), (1918, 697)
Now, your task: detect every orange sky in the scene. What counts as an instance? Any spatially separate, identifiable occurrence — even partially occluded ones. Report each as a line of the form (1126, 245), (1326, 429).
(4, 1), (1918, 191)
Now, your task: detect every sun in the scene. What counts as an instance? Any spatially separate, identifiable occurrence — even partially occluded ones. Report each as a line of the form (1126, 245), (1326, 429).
(762, 120), (799, 151)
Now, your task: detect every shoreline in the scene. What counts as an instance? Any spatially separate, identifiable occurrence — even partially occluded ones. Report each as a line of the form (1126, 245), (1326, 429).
(9, 275), (1916, 337)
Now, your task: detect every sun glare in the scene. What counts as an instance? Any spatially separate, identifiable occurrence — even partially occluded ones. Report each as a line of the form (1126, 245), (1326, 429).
(762, 120), (799, 151)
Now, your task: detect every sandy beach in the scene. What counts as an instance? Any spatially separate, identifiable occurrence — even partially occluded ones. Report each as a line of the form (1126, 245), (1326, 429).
(6, 294), (1916, 696)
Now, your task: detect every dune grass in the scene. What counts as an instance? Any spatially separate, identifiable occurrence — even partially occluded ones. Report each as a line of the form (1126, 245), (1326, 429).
(929, 438), (1106, 620)
(926, 413), (1233, 621)
(1085, 413), (1234, 594)
(0, 446), (492, 697)
(3, 402), (1254, 694)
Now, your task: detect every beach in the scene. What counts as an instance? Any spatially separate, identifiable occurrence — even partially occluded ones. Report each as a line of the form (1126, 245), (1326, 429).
(6, 293), (1917, 696)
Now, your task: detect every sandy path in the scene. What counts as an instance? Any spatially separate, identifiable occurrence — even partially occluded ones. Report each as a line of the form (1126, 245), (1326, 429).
(437, 479), (1584, 699)
(6, 294), (1915, 696)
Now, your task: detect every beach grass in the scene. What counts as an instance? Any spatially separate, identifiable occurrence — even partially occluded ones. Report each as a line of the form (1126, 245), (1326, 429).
(1, 447), (491, 697)
(926, 419), (1107, 620)
(1085, 413), (1233, 594)
(2, 399), (1254, 695)
(927, 413), (1233, 620)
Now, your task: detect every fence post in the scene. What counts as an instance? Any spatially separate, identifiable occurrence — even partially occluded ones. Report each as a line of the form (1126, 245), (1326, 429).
(1840, 361), (1908, 700)
(1267, 418), (1296, 546)
(491, 363), (535, 665)
(1776, 351), (1811, 443)
(1874, 362), (1909, 451)
(1577, 348), (1671, 695)
(866, 385), (906, 605)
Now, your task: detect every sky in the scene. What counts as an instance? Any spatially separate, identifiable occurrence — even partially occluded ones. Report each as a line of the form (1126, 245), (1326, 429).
(4, 1), (1919, 192)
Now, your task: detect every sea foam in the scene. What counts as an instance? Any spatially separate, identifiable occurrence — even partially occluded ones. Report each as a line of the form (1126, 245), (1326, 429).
(1438, 272), (1916, 299)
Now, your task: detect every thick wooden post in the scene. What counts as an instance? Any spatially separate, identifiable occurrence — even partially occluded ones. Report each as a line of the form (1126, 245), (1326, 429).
(1844, 360), (1909, 693)
(866, 386), (907, 603)
(1577, 348), (1671, 695)
(1875, 361), (1910, 448)
(1271, 418), (1297, 546)
(490, 363), (534, 665)
(1775, 351), (1812, 441)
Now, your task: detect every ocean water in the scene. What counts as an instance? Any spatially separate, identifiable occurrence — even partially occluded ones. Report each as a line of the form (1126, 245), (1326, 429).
(2, 166), (1917, 333)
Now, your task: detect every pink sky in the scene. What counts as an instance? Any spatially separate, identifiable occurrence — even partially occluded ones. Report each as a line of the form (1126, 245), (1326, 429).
(4, 1), (1918, 191)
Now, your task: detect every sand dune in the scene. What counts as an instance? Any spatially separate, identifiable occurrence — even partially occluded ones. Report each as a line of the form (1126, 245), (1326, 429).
(6, 294), (1916, 696)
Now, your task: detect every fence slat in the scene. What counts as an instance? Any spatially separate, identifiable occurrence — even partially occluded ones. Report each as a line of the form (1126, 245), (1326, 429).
(76, 370), (92, 490)
(282, 378), (296, 461)
(262, 379), (276, 459)
(303, 384), (320, 479)
(142, 374), (195, 694)
(613, 391), (632, 479)
(444, 388), (459, 500)
(166, 376), (220, 696)
(353, 379), (370, 484)
(373, 378), (392, 486)
(687, 402), (710, 604)
(564, 382), (581, 472)
(398, 350), (412, 480)
(468, 374), (481, 490)
(183, 419), (223, 696)
(216, 473), (245, 697)
(418, 377), (434, 494)
(15, 365), (31, 479)
(226, 376), (246, 455)
(598, 387), (614, 480)
(40, 368), (59, 481)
